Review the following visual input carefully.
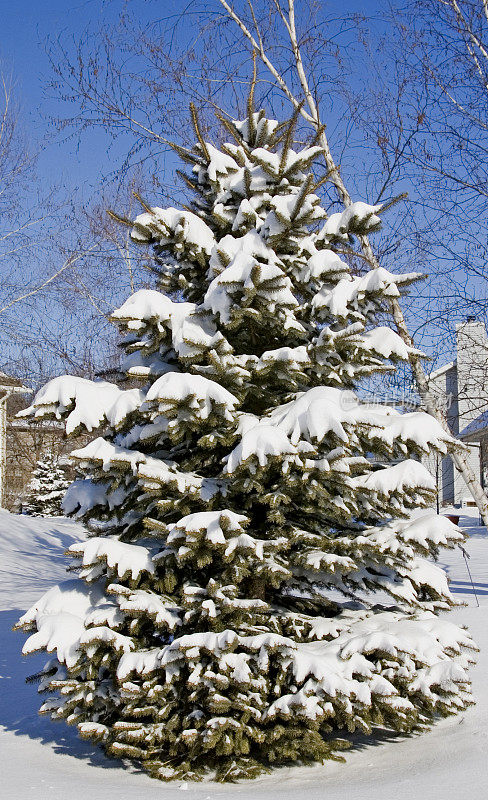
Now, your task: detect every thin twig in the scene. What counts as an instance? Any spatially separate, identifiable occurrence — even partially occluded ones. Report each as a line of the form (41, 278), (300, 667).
(0, 246), (96, 315)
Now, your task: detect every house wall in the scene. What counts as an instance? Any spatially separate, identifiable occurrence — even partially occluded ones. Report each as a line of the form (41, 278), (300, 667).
(424, 364), (458, 504)
(5, 394), (89, 511)
(4, 422), (71, 511)
(454, 321), (488, 504)
(456, 320), (488, 429)
(445, 439), (481, 507)
(424, 321), (488, 507)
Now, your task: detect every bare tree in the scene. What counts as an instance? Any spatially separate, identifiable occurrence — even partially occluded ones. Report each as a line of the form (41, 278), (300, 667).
(0, 73), (86, 383)
(410, 0), (488, 339)
(350, 2), (488, 338)
(0, 70), (130, 387)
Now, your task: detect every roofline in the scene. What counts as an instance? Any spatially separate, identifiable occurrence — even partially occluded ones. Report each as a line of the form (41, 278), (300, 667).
(0, 371), (31, 392)
(460, 423), (488, 442)
(7, 419), (63, 431)
(427, 361), (456, 382)
(0, 385), (32, 395)
(455, 320), (486, 329)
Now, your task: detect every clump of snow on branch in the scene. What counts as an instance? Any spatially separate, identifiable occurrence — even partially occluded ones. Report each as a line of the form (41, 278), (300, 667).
(15, 101), (476, 784)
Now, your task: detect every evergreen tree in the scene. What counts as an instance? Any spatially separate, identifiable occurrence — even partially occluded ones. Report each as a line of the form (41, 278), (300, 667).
(16, 97), (475, 782)
(20, 453), (71, 517)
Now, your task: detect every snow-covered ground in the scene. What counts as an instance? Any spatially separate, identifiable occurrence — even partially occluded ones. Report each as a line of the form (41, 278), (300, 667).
(1, 509), (487, 799)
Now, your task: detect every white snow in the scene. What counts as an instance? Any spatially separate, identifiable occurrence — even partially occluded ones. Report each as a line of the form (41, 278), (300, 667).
(232, 198), (259, 231)
(68, 537), (156, 580)
(355, 513), (464, 556)
(112, 289), (193, 325)
(131, 206), (215, 255)
(248, 147), (280, 175)
(112, 290), (226, 361)
(145, 372), (238, 420)
(233, 112), (279, 141)
(138, 456), (216, 498)
(282, 146), (323, 173)
(166, 510), (248, 539)
(225, 423), (298, 472)
(359, 326), (424, 360)
(317, 201), (382, 241)
(160, 510), (274, 563)
(368, 409), (453, 454)
(18, 579), (106, 668)
(70, 437), (147, 473)
(352, 460), (436, 494)
(1, 510), (488, 798)
(266, 191), (322, 232)
(110, 587), (182, 631)
(269, 386), (355, 444)
(121, 349), (176, 379)
(62, 479), (110, 517)
(204, 230), (298, 323)
(300, 248), (349, 282)
(18, 376), (130, 435)
(256, 345), (310, 370)
(68, 442), (207, 505)
(312, 268), (421, 316)
(104, 388), (144, 429)
(204, 142), (240, 182)
(226, 388), (453, 478)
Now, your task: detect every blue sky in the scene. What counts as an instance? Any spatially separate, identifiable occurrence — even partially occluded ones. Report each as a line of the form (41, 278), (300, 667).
(2, 0), (129, 193)
(0, 0), (474, 385)
(1, 0), (385, 196)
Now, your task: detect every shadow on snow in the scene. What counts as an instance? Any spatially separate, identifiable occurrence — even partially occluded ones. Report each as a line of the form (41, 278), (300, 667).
(0, 608), (124, 772)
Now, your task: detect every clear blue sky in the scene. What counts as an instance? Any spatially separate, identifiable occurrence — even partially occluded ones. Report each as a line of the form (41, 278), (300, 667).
(2, 1), (132, 194)
(1, 0), (384, 196)
(0, 0), (466, 383)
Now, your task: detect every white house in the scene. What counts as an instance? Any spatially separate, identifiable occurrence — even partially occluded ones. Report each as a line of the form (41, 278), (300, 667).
(426, 318), (488, 506)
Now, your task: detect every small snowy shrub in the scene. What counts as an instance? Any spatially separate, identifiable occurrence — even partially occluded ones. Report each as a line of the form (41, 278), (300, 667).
(16, 99), (475, 782)
(20, 453), (71, 517)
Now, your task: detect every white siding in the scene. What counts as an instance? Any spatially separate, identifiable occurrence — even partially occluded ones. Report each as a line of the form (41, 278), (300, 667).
(422, 321), (487, 506)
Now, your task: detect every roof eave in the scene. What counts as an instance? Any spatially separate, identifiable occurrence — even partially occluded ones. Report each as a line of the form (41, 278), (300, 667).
(427, 360), (456, 382)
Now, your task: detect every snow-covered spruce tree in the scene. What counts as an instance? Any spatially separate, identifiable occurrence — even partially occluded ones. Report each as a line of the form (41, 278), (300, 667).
(20, 453), (71, 517)
(16, 98), (475, 782)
